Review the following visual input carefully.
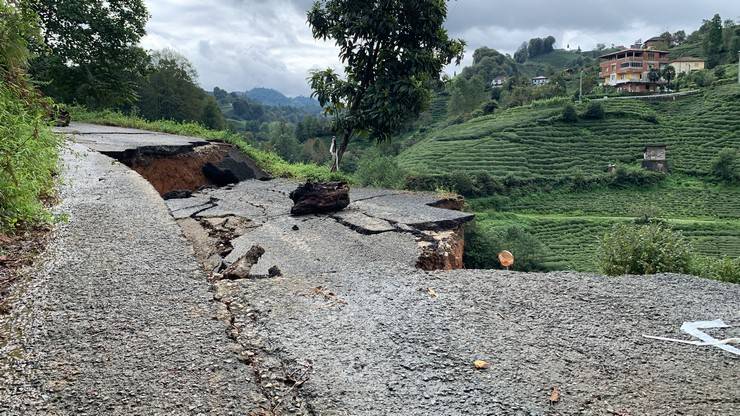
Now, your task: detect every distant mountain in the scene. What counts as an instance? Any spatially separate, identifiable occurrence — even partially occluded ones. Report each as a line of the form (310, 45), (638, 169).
(244, 87), (321, 110)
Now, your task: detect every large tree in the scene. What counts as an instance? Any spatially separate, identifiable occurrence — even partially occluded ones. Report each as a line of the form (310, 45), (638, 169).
(307, 0), (464, 171)
(138, 49), (225, 129)
(704, 14), (723, 69)
(28, 0), (149, 108)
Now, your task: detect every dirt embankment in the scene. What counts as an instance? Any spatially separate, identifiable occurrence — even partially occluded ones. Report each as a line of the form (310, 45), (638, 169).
(104, 143), (271, 198)
(129, 144), (230, 195)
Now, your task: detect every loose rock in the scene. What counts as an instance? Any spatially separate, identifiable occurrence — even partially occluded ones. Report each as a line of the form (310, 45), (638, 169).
(221, 245), (265, 279)
(268, 266), (282, 277)
(289, 182), (350, 216)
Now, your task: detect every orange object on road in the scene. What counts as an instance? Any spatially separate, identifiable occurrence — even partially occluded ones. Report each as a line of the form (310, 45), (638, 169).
(498, 250), (514, 268)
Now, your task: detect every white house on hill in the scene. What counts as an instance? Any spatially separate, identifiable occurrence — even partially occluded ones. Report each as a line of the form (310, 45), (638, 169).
(532, 76), (549, 86)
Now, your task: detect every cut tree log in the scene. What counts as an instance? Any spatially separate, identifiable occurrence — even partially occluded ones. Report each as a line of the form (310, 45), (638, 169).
(289, 182), (350, 216)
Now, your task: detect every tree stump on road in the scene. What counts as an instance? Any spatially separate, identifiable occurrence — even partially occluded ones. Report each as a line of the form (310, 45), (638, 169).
(289, 182), (350, 215)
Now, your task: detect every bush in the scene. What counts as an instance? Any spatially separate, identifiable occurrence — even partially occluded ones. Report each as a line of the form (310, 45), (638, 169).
(481, 100), (498, 115)
(599, 223), (691, 276)
(709, 148), (739, 184)
(610, 165), (665, 188)
(562, 103), (577, 122)
(689, 256), (740, 283)
(464, 223), (548, 272)
(690, 70), (715, 87)
(0, 85), (61, 231)
(404, 172), (505, 198)
(1, 4), (61, 231)
(354, 152), (406, 189)
(581, 101), (605, 119)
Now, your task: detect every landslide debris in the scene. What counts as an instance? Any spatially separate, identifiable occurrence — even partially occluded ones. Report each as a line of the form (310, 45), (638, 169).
(289, 181), (350, 215)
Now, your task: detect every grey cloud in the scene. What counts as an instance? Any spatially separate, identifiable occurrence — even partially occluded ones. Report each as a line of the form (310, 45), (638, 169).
(142, 0), (739, 96)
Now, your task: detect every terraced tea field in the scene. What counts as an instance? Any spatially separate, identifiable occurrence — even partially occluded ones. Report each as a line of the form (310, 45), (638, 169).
(475, 211), (740, 272)
(398, 83), (740, 273)
(398, 83), (740, 178)
(471, 177), (740, 220)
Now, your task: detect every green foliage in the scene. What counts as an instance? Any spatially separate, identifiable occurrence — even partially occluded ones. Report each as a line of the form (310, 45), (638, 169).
(0, 2), (61, 231)
(689, 255), (740, 283)
(461, 47), (518, 85)
(527, 36), (556, 59)
(0, 83), (60, 231)
(137, 50), (225, 129)
(201, 97), (225, 130)
(561, 103), (577, 122)
(513, 42), (528, 64)
(405, 171), (507, 197)
(464, 222), (548, 272)
(661, 66), (676, 89)
(599, 223), (691, 276)
(353, 149), (406, 188)
(611, 165), (664, 188)
(265, 121), (301, 163)
(710, 148), (740, 184)
(29, 0), (150, 109)
(481, 100), (498, 115)
(704, 14), (724, 69)
(0, 1), (40, 72)
(581, 101), (605, 119)
(447, 75), (488, 116)
(307, 0), (465, 170)
(71, 108), (346, 182)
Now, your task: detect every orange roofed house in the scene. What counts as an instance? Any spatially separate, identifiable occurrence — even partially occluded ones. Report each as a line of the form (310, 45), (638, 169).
(599, 46), (670, 93)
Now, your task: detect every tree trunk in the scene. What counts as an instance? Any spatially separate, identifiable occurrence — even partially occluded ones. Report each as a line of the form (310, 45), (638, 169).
(330, 131), (352, 172)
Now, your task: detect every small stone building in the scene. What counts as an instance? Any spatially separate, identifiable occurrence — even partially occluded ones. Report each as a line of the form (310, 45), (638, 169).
(642, 144), (667, 172)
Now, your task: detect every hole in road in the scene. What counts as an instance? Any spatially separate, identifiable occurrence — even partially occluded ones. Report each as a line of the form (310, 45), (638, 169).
(102, 143), (271, 198)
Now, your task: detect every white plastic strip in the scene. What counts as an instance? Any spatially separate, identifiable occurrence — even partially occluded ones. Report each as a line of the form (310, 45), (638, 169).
(643, 319), (740, 356)
(680, 320), (740, 356)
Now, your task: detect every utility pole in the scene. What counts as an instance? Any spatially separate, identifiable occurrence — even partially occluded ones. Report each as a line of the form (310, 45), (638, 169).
(737, 51), (739, 85)
(579, 70), (583, 103)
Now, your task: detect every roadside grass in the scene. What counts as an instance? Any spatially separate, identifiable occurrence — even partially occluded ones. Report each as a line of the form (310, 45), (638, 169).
(0, 83), (61, 232)
(70, 107), (347, 182)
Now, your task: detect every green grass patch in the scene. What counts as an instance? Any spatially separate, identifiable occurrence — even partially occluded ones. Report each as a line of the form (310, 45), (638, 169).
(71, 107), (347, 182)
(1, 83), (61, 232)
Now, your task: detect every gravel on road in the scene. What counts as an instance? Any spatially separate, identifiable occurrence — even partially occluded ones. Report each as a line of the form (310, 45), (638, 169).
(230, 268), (739, 415)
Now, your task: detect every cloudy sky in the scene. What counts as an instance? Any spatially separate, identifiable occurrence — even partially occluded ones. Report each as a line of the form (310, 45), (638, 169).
(141, 0), (739, 97)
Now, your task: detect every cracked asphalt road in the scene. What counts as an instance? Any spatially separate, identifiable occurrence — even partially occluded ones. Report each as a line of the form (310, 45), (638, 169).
(2, 124), (738, 415)
(0, 144), (264, 415)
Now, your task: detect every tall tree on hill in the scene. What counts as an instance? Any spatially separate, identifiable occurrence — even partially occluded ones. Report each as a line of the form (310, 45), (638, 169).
(514, 42), (528, 63)
(661, 65), (676, 91)
(137, 49), (225, 128)
(672, 30), (686, 45)
(28, 0), (149, 109)
(544, 36), (556, 52)
(307, 0), (465, 171)
(447, 75), (487, 115)
(528, 38), (544, 58)
(704, 14), (724, 69)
